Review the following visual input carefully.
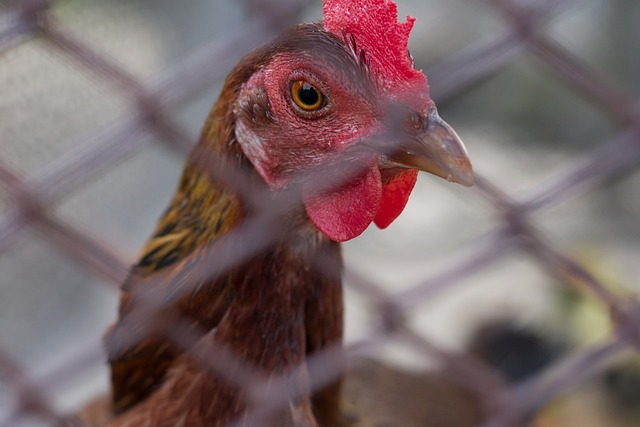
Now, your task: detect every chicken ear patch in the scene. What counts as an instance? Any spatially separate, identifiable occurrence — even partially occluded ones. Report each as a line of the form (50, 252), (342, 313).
(374, 169), (418, 229)
(304, 164), (382, 242)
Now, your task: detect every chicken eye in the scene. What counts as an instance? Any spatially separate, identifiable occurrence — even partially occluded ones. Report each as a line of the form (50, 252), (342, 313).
(290, 80), (324, 111)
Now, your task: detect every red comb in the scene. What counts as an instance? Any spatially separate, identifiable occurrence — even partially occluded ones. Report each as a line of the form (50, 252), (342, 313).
(323, 0), (431, 107)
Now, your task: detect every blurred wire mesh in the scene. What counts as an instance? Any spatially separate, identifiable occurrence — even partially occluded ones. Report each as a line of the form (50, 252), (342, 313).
(0, 0), (639, 426)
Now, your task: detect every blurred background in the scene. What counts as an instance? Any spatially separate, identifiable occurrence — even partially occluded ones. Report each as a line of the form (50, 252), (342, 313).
(0, 0), (639, 426)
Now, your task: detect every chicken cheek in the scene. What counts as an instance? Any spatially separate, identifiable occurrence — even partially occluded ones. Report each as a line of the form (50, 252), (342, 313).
(303, 162), (382, 242)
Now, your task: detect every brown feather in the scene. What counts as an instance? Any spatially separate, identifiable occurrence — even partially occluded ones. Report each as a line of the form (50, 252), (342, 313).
(105, 24), (348, 426)
(76, 359), (486, 427)
(108, 235), (340, 427)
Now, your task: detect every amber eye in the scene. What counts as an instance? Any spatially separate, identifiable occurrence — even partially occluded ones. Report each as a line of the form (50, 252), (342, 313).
(290, 80), (324, 111)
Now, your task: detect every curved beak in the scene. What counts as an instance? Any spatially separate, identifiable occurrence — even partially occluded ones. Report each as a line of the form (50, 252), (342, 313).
(387, 110), (474, 187)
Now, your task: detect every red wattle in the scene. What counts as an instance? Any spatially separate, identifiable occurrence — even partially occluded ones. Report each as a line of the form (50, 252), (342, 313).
(374, 169), (418, 229)
(303, 164), (382, 242)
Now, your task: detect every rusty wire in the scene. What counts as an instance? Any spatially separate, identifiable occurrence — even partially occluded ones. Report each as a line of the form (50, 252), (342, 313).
(0, 0), (639, 426)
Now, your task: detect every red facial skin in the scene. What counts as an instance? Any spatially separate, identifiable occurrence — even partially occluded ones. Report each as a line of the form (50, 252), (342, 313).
(234, 19), (433, 242)
(239, 54), (380, 188)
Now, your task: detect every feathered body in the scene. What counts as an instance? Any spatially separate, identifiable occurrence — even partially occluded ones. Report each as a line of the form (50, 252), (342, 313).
(102, 1), (473, 426)
(106, 25), (360, 427)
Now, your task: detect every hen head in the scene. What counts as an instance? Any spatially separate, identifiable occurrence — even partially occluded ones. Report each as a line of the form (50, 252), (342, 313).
(233, 0), (473, 242)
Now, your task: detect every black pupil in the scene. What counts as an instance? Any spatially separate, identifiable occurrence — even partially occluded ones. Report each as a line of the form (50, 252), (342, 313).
(298, 83), (319, 106)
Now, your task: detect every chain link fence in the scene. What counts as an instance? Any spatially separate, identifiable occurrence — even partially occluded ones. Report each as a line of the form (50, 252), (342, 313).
(0, 0), (639, 426)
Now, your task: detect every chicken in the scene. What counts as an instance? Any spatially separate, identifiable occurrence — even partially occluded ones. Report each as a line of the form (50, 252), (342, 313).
(79, 320), (569, 427)
(100, 0), (473, 426)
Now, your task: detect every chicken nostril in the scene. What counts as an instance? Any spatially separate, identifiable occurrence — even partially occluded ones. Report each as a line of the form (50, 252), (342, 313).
(409, 111), (422, 131)
(384, 105), (423, 135)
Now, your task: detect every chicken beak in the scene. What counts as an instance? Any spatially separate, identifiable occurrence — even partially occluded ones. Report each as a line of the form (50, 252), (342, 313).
(388, 110), (474, 187)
